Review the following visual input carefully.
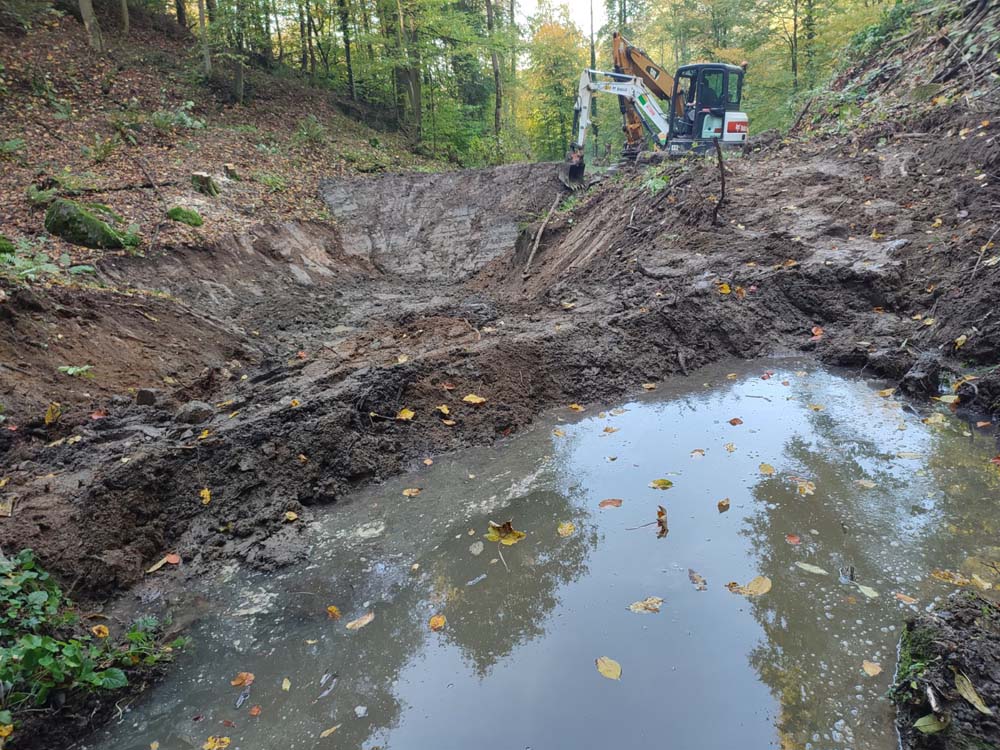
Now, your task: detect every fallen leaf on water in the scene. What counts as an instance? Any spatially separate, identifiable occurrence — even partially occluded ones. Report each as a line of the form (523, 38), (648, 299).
(557, 521), (576, 537)
(198, 429), (210, 440)
(200, 488), (211, 506)
(319, 724), (342, 738)
(856, 479), (877, 489)
(971, 574), (993, 591)
(284, 511), (299, 522)
(396, 407), (415, 421)
(690, 448), (706, 458)
(568, 403), (585, 412)
(897, 452), (923, 460)
(231, 672), (255, 687)
(552, 428), (566, 437)
(485, 520), (526, 546)
(855, 583), (879, 599)
(628, 596), (664, 614)
(346, 611), (375, 630)
(281, 678), (291, 691)
(728, 417), (743, 426)
(877, 388), (895, 398)
(463, 394), (486, 405)
(895, 592), (918, 604)
(649, 479), (673, 490)
(603, 426), (619, 434)
(599, 498), (623, 509)
(795, 562), (829, 575)
(44, 402), (61, 426)
(656, 506), (668, 538)
(796, 480), (816, 496)
(202, 738), (230, 750)
(146, 553), (181, 573)
(595, 656), (622, 680)
(326, 605), (341, 620)
(724, 442), (736, 453)
(248, 706), (261, 717)
(688, 569), (707, 590)
(955, 671), (994, 715)
(402, 488), (421, 497)
(428, 614), (446, 631)
(931, 569), (971, 586)
(717, 498), (731, 512)
(806, 404), (824, 412)
(862, 660), (882, 677)
(759, 463), (776, 476)
(727, 576), (772, 596)
(923, 413), (946, 426)
(913, 713), (949, 734)
(785, 534), (801, 545)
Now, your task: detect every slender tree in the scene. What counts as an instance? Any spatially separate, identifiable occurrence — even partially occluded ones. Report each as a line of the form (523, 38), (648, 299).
(79, 0), (105, 51)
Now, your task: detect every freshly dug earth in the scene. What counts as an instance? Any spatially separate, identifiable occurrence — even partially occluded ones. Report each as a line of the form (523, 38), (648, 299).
(894, 593), (1000, 750)
(3, 114), (1000, 748)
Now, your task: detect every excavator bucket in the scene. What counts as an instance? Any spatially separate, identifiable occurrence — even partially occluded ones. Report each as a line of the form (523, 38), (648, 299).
(559, 150), (586, 190)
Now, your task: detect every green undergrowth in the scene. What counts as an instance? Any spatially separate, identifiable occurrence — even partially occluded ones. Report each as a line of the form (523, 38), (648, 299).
(0, 550), (187, 742)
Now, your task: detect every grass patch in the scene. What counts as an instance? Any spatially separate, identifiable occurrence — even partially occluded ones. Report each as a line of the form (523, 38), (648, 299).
(254, 172), (287, 192)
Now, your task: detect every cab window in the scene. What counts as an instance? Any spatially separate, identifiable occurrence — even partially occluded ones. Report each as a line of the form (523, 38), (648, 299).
(698, 70), (725, 109)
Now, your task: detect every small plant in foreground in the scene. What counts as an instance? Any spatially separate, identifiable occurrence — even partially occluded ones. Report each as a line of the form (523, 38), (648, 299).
(0, 239), (96, 282)
(254, 172), (286, 192)
(57, 365), (94, 379)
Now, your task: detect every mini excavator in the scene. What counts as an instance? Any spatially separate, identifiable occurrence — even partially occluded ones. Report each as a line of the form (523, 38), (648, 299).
(561, 32), (749, 187)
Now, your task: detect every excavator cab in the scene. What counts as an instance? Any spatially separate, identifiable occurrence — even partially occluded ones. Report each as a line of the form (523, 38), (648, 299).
(666, 63), (747, 154)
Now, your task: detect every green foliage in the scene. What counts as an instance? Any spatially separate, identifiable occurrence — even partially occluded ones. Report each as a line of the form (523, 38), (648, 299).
(643, 174), (669, 195)
(81, 133), (121, 164)
(57, 365), (94, 379)
(890, 623), (937, 703)
(0, 550), (181, 717)
(166, 206), (204, 227)
(254, 172), (287, 192)
(150, 101), (205, 132)
(293, 115), (327, 147)
(0, 238), (96, 281)
(26, 184), (58, 206)
(0, 235), (13, 257)
(847, 1), (918, 59)
(44, 199), (140, 250)
(0, 138), (25, 159)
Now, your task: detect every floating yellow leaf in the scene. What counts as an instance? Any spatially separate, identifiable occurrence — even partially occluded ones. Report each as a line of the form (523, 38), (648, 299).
(319, 725), (342, 738)
(568, 403), (585, 412)
(690, 448), (706, 458)
(485, 520), (526, 546)
(557, 521), (576, 537)
(396, 407), (415, 421)
(90, 624), (109, 638)
(931, 569), (971, 586)
(728, 576), (772, 596)
(326, 605), (342, 620)
(603, 426), (619, 434)
(200, 488), (211, 505)
(346, 611), (375, 630)
(897, 451), (923, 459)
(462, 394), (486, 405)
(284, 511), (299, 522)
(281, 678), (291, 691)
(628, 596), (663, 614)
(44, 402), (61, 426)
(923, 413), (946, 426)
(796, 480), (816, 496)
(724, 442), (736, 453)
(402, 488), (421, 497)
(877, 388), (895, 398)
(759, 463), (776, 476)
(794, 562), (829, 575)
(202, 738), (230, 750)
(862, 660), (882, 677)
(595, 656), (622, 680)
(649, 478), (673, 490)
(428, 614), (446, 631)
(552, 428), (566, 438)
(717, 498), (731, 512)
(955, 671), (993, 715)
(806, 403), (824, 412)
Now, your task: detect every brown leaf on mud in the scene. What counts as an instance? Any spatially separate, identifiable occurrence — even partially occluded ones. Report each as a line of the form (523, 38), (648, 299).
(895, 592), (918, 604)
(485, 520), (526, 545)
(248, 706), (261, 717)
(442, 382), (456, 391)
(436, 404), (450, 415)
(810, 326), (824, 341)
(599, 498), (623, 509)
(717, 282), (732, 294)
(688, 569), (708, 590)
(976, 421), (992, 428)
(568, 403), (585, 412)
(146, 553), (181, 573)
(319, 724), (342, 738)
(202, 738), (230, 750)
(290, 399), (301, 408)
(423, 458), (434, 466)
(230, 672), (255, 687)
(728, 417), (743, 426)
(346, 611), (374, 630)
(717, 498), (730, 513)
(552, 428), (566, 438)
(326, 605), (342, 620)
(402, 488), (421, 497)
(442, 419), (457, 426)
(396, 407), (415, 421)
(200, 488), (211, 506)
(463, 394), (486, 404)
(428, 614), (446, 631)
(656, 505), (668, 538)
(284, 511), (299, 522)
(44, 402), (61, 426)
(955, 671), (994, 715)
(641, 383), (657, 391)
(90, 408), (108, 420)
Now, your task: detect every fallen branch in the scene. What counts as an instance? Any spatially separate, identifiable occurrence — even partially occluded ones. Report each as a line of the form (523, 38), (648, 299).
(712, 139), (727, 226)
(523, 192), (562, 277)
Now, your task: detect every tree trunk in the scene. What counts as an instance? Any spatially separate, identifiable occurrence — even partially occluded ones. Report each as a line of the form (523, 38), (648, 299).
(205, 0), (216, 23)
(792, 0), (800, 91)
(120, 0), (129, 35)
(79, 0), (105, 52)
(484, 0), (502, 143)
(338, 0), (356, 99)
(174, 0), (187, 27)
(197, 0), (211, 75)
(298, 2), (308, 71)
(306, 4), (316, 76)
(273, 0), (284, 62)
(234, 59), (245, 104)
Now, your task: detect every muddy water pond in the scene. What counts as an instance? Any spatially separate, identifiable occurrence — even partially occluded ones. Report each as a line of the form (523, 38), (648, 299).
(85, 360), (1000, 750)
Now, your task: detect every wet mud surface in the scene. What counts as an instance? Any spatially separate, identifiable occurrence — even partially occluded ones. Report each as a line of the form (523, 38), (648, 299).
(2, 112), (1000, 748)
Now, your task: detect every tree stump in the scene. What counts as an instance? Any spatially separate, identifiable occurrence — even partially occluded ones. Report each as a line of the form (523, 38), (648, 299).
(223, 163), (242, 181)
(191, 172), (220, 197)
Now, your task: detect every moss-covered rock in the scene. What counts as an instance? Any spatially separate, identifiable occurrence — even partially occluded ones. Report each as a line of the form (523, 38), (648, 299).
(43, 199), (140, 249)
(0, 235), (14, 257)
(166, 206), (204, 227)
